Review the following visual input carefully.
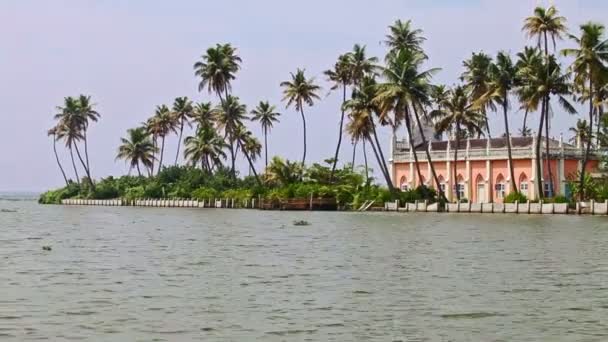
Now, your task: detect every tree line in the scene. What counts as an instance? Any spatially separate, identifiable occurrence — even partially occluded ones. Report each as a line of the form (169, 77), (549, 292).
(48, 5), (608, 201)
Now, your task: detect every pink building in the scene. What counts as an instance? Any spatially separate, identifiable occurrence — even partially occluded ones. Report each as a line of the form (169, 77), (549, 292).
(390, 136), (604, 203)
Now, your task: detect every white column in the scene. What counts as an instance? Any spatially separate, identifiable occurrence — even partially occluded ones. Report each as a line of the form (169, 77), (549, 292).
(486, 159), (492, 203)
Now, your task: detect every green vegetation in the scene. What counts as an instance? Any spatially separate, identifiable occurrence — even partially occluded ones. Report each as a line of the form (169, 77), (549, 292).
(504, 192), (528, 204)
(44, 5), (608, 206)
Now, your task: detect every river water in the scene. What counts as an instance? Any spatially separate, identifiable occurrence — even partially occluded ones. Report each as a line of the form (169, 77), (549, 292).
(1, 198), (607, 341)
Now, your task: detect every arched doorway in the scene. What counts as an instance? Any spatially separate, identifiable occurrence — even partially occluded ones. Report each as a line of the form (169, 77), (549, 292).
(519, 173), (529, 197)
(475, 174), (486, 203)
(495, 174), (506, 202)
(437, 175), (446, 196)
(455, 174), (465, 200)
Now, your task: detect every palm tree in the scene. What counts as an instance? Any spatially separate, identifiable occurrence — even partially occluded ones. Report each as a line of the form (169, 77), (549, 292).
(562, 23), (608, 199)
(214, 95), (248, 176)
(116, 127), (157, 177)
(375, 48), (446, 199)
(518, 55), (576, 198)
(264, 156), (303, 186)
(76, 95), (100, 177)
(385, 19), (426, 57)
(233, 124), (262, 185)
(171, 96), (194, 165)
(523, 5), (568, 198)
(147, 105), (177, 175)
(343, 76), (395, 191)
(54, 96), (91, 186)
(193, 43), (241, 103)
(478, 51), (518, 193)
(251, 101), (281, 168)
(192, 102), (214, 129)
(515, 46), (543, 135)
(570, 119), (593, 155)
(184, 125), (227, 172)
(47, 126), (69, 186)
(461, 52), (494, 137)
(280, 69), (321, 168)
(431, 86), (485, 202)
(324, 54), (353, 178)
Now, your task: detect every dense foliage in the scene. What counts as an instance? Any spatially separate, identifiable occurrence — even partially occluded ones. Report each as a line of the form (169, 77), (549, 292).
(39, 161), (437, 209)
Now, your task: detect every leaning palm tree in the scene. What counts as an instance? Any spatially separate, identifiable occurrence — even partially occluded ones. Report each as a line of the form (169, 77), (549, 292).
(47, 126), (69, 186)
(375, 48), (446, 199)
(233, 124), (262, 185)
(54, 96), (91, 186)
(431, 86), (485, 202)
(562, 22), (608, 199)
(280, 69), (321, 168)
(251, 101), (280, 168)
(325, 54), (353, 178)
(213, 95), (248, 176)
(193, 43), (241, 103)
(184, 125), (227, 172)
(461, 52), (494, 137)
(116, 127), (157, 177)
(478, 51), (518, 193)
(171, 96), (194, 165)
(515, 46), (544, 134)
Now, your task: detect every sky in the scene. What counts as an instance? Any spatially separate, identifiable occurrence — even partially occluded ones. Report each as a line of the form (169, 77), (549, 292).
(1, 0), (607, 192)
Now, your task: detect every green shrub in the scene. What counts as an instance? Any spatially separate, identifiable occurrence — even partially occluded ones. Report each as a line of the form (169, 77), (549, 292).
(124, 186), (145, 201)
(552, 195), (569, 203)
(192, 187), (219, 200)
(504, 191), (528, 203)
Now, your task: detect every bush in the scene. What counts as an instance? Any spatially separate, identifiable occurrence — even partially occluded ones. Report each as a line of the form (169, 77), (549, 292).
(124, 186), (145, 201)
(192, 187), (219, 201)
(504, 191), (528, 203)
(552, 195), (569, 203)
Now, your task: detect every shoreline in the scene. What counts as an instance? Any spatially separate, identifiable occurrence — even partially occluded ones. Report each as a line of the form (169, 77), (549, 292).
(54, 198), (608, 216)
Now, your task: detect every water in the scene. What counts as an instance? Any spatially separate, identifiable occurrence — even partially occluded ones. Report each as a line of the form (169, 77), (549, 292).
(1, 199), (608, 341)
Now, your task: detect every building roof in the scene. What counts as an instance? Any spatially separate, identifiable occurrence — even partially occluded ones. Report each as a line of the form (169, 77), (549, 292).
(401, 136), (574, 151)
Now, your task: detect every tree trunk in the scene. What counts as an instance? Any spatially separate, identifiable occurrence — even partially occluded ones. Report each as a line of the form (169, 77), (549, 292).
(503, 100), (517, 193)
(175, 118), (184, 165)
(404, 106), (424, 185)
(522, 109), (529, 136)
(264, 128), (268, 169)
(362, 139), (369, 183)
(330, 84), (347, 180)
(411, 104), (447, 201)
(238, 140), (262, 186)
(229, 135), (236, 178)
(83, 129), (91, 177)
(136, 163), (142, 177)
(74, 142), (94, 189)
(544, 95), (554, 197)
(369, 117), (391, 183)
(596, 106), (603, 148)
(53, 135), (69, 186)
(69, 146), (80, 186)
(535, 97), (546, 200)
(151, 136), (157, 175)
(299, 104), (307, 169)
(158, 136), (166, 175)
(367, 136), (395, 192)
(484, 112), (491, 138)
(580, 76), (594, 201)
(454, 123), (461, 202)
(351, 141), (357, 170)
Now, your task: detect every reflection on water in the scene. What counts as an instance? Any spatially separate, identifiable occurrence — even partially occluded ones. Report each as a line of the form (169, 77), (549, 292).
(1, 199), (607, 341)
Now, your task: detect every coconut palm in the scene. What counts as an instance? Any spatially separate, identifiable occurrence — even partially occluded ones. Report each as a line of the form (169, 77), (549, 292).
(523, 5), (568, 55)
(54, 96), (91, 186)
(192, 102), (214, 129)
(193, 43), (241, 103)
(184, 125), (227, 172)
(280, 69), (321, 168)
(517, 55), (576, 198)
(264, 156), (303, 186)
(570, 119), (593, 154)
(233, 124), (262, 185)
(214, 95), (248, 176)
(385, 19), (426, 57)
(515, 46), (544, 134)
(343, 76), (395, 191)
(325, 54), (354, 178)
(116, 127), (157, 177)
(375, 48), (446, 199)
(562, 22), (608, 199)
(171, 96), (194, 165)
(76, 95), (100, 176)
(146, 105), (177, 175)
(461, 52), (494, 137)
(478, 51), (518, 193)
(431, 86), (485, 202)
(47, 126), (69, 186)
(251, 101), (280, 168)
